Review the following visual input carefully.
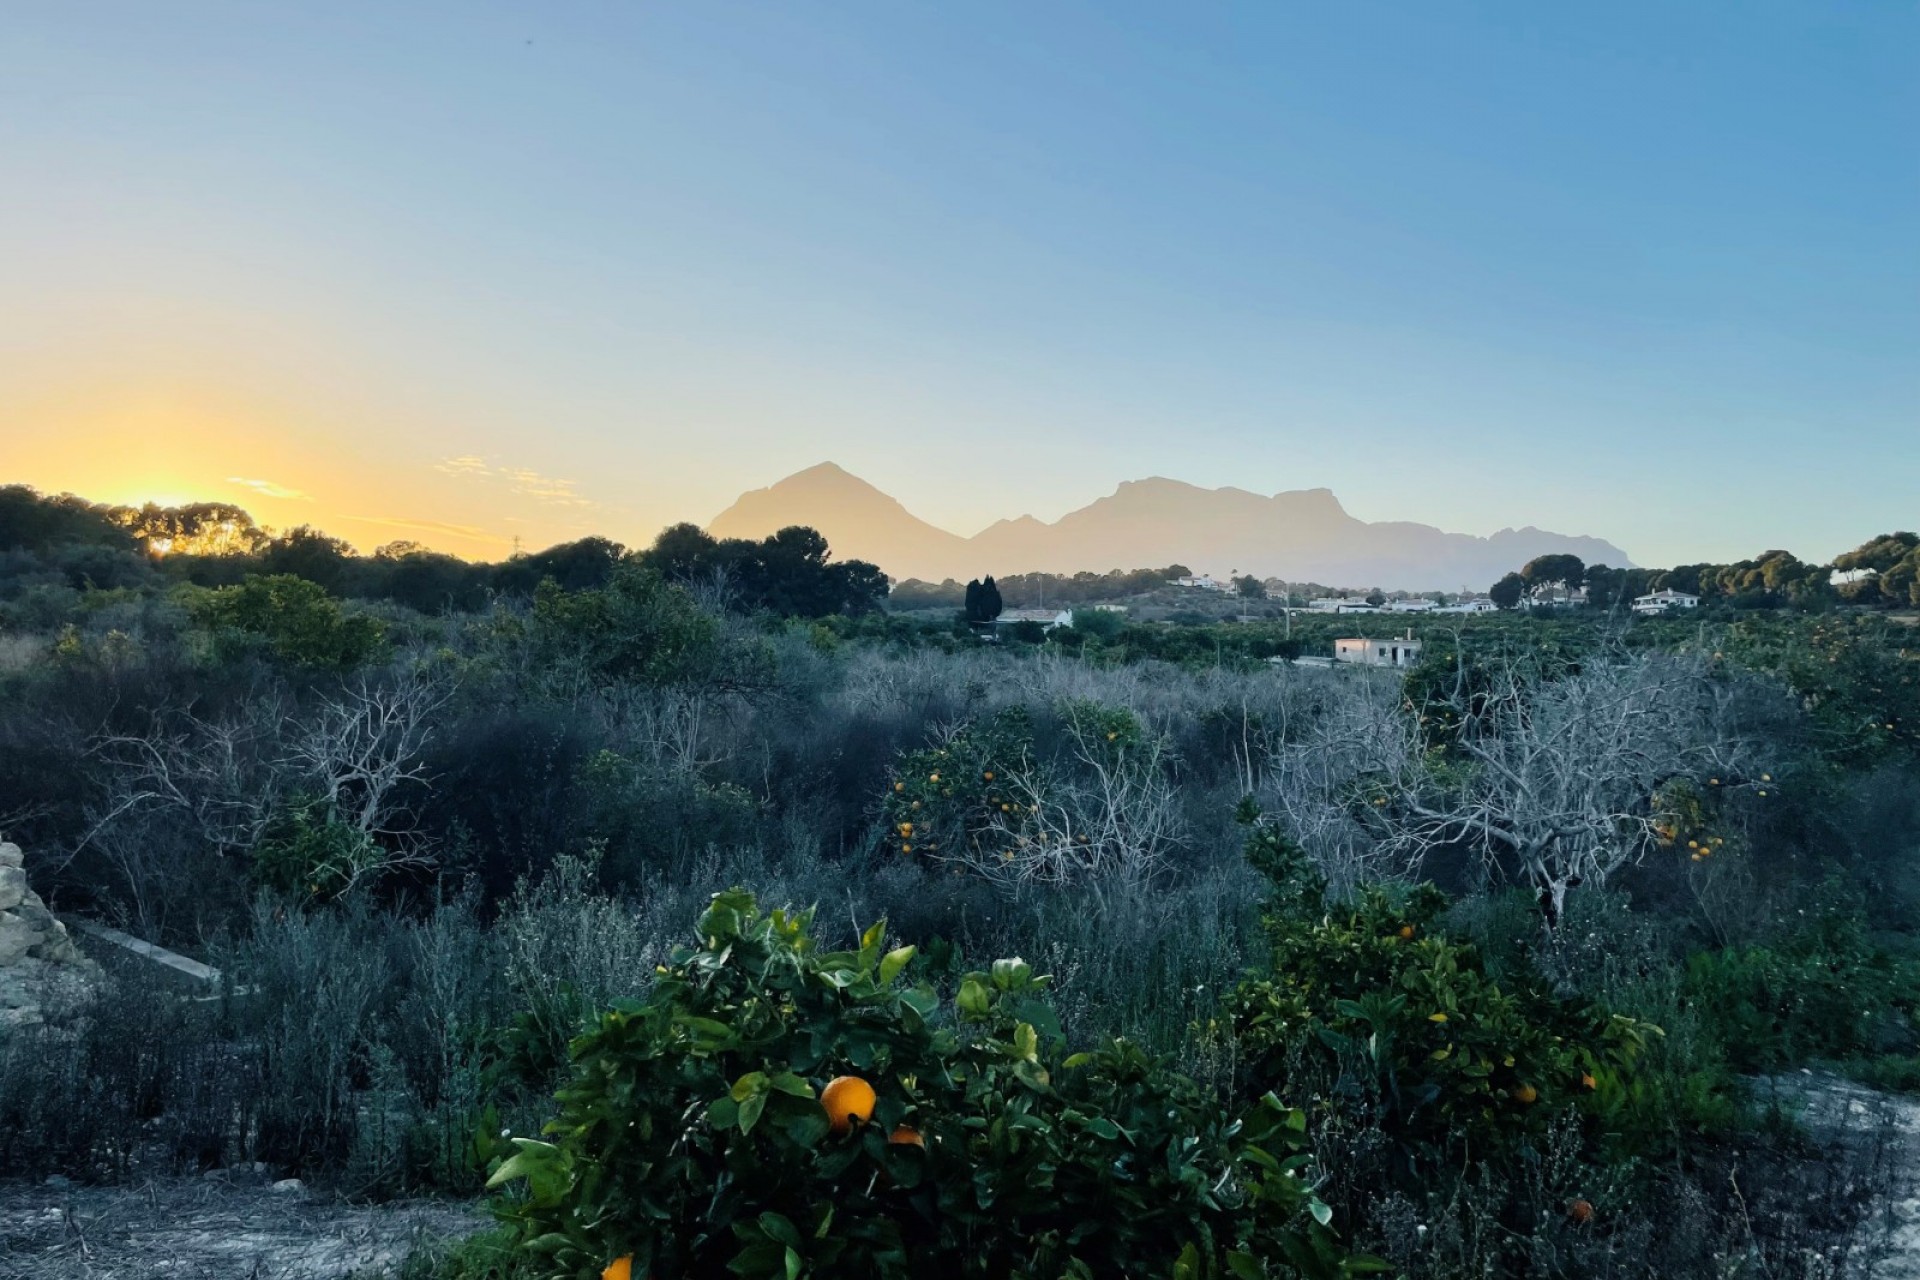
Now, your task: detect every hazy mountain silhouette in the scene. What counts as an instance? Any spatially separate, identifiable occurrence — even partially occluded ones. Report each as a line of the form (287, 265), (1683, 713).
(707, 463), (1632, 590)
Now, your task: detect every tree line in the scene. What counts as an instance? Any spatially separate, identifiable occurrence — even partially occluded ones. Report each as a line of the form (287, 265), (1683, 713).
(0, 486), (888, 620)
(1488, 531), (1920, 613)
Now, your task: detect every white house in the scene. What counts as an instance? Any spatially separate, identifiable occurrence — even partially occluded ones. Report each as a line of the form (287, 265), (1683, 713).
(1387, 599), (1437, 613)
(1308, 597), (1380, 614)
(1437, 598), (1498, 614)
(1333, 633), (1424, 669)
(1173, 574), (1228, 592)
(1632, 589), (1700, 616)
(993, 607), (1074, 633)
(1520, 586), (1587, 610)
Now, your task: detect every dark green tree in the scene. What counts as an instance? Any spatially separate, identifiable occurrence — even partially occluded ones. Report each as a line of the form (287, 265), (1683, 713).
(1520, 553), (1586, 598)
(1489, 572), (1526, 610)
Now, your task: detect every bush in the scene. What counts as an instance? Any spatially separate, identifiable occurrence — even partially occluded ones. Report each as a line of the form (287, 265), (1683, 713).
(491, 890), (1375, 1279)
(186, 573), (386, 668)
(1225, 832), (1660, 1167)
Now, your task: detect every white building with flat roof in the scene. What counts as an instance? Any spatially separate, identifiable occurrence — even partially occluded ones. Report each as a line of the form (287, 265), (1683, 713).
(1632, 589), (1700, 615)
(1333, 633), (1424, 669)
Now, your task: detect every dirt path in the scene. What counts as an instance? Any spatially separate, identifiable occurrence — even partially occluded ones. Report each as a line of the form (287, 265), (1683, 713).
(0, 1176), (484, 1279)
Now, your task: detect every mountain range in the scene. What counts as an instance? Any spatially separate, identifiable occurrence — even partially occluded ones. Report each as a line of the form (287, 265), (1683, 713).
(707, 463), (1632, 590)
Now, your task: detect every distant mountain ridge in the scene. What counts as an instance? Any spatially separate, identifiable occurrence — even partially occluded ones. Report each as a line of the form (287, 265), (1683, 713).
(707, 463), (1632, 591)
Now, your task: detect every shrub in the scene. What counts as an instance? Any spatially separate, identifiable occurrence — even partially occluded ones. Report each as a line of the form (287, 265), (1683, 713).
(252, 797), (387, 900)
(186, 573), (386, 667)
(1225, 846), (1660, 1166)
(491, 890), (1376, 1279)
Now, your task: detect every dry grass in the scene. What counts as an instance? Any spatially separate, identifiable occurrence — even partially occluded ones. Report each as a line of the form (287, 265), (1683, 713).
(0, 1175), (482, 1279)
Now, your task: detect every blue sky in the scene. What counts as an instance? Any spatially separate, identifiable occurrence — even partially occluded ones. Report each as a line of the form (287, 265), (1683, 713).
(2, 2), (1914, 564)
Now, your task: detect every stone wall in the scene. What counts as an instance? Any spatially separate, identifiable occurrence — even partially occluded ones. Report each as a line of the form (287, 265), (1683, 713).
(0, 840), (91, 1029)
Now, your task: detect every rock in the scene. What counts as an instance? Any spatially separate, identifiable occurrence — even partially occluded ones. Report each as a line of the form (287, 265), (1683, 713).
(0, 914), (33, 966)
(0, 837), (95, 1032)
(0, 865), (25, 911)
(43, 1174), (71, 1188)
(271, 1178), (304, 1194)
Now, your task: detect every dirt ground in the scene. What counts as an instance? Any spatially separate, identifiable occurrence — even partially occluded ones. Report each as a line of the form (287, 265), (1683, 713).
(0, 1175), (483, 1280)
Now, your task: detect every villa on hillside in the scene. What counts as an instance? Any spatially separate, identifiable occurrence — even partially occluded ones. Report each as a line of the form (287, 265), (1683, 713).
(1387, 599), (1437, 613)
(1333, 633), (1424, 669)
(1438, 597), (1498, 614)
(1307, 597), (1380, 614)
(1632, 589), (1700, 616)
(1172, 574), (1228, 591)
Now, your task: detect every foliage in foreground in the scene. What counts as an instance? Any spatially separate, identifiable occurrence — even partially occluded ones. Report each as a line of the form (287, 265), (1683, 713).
(490, 890), (1378, 1279)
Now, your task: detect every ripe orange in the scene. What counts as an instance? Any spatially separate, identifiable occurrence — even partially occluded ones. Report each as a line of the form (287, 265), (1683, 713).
(894, 782), (905, 793)
(1581, 1072), (1598, 1090)
(1568, 1199), (1594, 1224)
(983, 770), (994, 781)
(820, 1075), (877, 1135)
(888, 1124), (924, 1147)
(1398, 925), (1415, 939)
(1513, 1084), (1538, 1105)
(603, 1257), (633, 1280)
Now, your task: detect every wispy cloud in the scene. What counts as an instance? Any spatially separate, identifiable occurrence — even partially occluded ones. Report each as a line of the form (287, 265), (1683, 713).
(350, 515), (509, 545)
(434, 456), (597, 509)
(228, 476), (310, 500)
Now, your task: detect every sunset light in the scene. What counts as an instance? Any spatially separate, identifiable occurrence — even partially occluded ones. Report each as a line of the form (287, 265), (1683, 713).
(3, 6), (1916, 1275)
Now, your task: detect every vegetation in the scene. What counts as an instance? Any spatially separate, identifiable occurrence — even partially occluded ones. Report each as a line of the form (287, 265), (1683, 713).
(3, 483), (1920, 1277)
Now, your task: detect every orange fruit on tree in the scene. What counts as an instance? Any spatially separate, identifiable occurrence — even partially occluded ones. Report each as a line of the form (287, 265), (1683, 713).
(1581, 1072), (1597, 1090)
(603, 1257), (633, 1280)
(820, 1075), (877, 1135)
(1568, 1199), (1594, 1224)
(1398, 925), (1415, 939)
(1512, 1084), (1538, 1105)
(888, 1124), (925, 1147)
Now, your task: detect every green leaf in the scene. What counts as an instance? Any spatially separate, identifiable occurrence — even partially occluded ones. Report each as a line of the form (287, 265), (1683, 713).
(958, 977), (991, 1017)
(732, 1071), (769, 1102)
(879, 945), (917, 985)
(758, 1212), (803, 1249)
(768, 1071), (815, 1098)
(861, 920), (886, 952)
(483, 1137), (559, 1189)
(1310, 1198), (1334, 1227)
(739, 1091), (768, 1134)
(1227, 1251), (1265, 1280)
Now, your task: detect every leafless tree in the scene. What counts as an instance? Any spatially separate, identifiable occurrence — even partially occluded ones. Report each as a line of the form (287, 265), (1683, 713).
(1259, 669), (1427, 894)
(81, 693), (290, 861)
(950, 710), (1185, 889)
(1381, 650), (1775, 923)
(281, 667), (451, 838)
(76, 666), (454, 916)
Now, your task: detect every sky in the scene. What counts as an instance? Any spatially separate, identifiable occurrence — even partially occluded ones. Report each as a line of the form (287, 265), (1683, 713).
(2, 2), (1914, 567)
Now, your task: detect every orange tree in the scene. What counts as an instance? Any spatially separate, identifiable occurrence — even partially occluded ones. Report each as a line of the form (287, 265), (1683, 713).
(879, 708), (1035, 862)
(1225, 824), (1660, 1170)
(488, 889), (1378, 1279)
